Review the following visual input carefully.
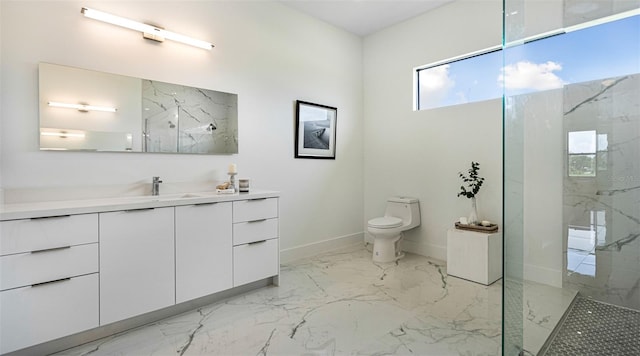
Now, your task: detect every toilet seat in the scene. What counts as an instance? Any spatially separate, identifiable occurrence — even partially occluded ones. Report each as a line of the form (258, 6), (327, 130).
(368, 216), (403, 229)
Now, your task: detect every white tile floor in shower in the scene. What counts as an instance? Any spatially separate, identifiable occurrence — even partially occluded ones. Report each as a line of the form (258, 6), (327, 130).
(54, 244), (504, 355)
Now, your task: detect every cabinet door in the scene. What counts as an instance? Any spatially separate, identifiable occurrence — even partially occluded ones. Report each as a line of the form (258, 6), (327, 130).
(99, 207), (175, 325)
(175, 202), (232, 303)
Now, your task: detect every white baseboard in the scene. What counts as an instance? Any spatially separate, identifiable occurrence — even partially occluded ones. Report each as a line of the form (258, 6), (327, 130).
(524, 263), (563, 288)
(280, 232), (364, 264)
(402, 239), (447, 262)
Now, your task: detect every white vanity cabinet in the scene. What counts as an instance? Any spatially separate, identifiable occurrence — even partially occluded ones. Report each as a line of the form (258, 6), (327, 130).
(175, 202), (232, 303)
(232, 198), (279, 287)
(99, 207), (175, 325)
(0, 190), (279, 354)
(0, 214), (99, 354)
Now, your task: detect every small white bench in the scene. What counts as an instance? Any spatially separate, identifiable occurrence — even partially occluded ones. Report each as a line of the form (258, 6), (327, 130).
(447, 228), (502, 285)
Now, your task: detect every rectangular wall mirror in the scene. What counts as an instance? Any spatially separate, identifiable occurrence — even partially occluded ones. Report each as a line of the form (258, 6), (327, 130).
(39, 63), (238, 154)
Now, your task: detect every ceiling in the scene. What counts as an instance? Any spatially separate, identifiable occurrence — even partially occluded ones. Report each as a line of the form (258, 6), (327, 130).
(280, 0), (455, 37)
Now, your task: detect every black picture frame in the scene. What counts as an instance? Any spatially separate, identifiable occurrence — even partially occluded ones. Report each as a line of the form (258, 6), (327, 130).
(294, 100), (337, 159)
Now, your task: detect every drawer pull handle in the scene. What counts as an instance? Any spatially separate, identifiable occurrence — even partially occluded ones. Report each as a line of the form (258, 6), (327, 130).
(31, 277), (71, 288)
(194, 202), (218, 206)
(248, 219), (267, 223)
(31, 246), (71, 254)
(30, 215), (71, 220)
(124, 208), (155, 212)
(248, 240), (267, 245)
(249, 198), (267, 201)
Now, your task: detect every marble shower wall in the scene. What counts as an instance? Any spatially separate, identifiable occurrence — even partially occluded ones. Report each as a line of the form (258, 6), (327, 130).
(563, 73), (640, 310)
(142, 80), (238, 154)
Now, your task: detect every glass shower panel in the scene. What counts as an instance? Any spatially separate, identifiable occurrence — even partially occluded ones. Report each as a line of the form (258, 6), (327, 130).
(502, 0), (526, 354)
(143, 107), (179, 153)
(503, 1), (640, 355)
(502, 93), (525, 356)
(563, 74), (640, 310)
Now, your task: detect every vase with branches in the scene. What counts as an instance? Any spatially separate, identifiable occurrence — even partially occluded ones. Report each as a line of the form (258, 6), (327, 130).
(457, 161), (485, 224)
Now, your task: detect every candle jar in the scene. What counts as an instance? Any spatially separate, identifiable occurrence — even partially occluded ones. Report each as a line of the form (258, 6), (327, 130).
(239, 178), (249, 192)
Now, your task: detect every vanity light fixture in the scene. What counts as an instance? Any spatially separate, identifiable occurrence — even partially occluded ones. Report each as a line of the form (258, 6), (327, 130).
(48, 101), (117, 113)
(81, 7), (214, 50)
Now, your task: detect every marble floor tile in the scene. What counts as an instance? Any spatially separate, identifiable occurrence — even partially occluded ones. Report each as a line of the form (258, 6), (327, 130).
(522, 280), (577, 355)
(54, 244), (504, 356)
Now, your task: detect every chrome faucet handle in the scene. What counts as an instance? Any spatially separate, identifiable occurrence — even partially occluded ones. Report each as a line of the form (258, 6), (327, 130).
(152, 176), (163, 196)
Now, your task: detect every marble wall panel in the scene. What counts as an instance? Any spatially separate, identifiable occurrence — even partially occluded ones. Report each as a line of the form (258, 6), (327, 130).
(142, 80), (238, 154)
(563, 74), (640, 310)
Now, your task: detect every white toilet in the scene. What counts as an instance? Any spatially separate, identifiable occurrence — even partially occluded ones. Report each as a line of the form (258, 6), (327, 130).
(368, 196), (421, 263)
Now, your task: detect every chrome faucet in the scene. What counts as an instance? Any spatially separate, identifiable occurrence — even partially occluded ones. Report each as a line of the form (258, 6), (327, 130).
(152, 176), (162, 196)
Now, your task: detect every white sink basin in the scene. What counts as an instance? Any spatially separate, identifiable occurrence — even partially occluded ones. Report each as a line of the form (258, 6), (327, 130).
(152, 193), (204, 202)
(102, 193), (205, 204)
(162, 193), (203, 199)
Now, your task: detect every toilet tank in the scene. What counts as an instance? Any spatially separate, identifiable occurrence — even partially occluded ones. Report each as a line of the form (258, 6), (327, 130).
(385, 196), (421, 229)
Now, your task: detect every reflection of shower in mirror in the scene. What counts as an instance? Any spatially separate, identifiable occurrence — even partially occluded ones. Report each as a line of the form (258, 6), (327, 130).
(142, 79), (237, 154)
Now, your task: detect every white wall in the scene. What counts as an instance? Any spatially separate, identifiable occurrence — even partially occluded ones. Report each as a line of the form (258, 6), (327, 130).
(0, 1), (3, 204)
(363, 0), (503, 260)
(0, 1), (364, 254)
(521, 90), (564, 287)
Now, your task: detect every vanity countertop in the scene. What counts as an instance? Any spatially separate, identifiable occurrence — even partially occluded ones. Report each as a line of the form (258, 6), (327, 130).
(0, 190), (280, 221)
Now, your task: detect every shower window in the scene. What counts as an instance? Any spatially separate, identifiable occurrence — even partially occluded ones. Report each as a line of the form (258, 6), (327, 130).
(416, 14), (639, 111)
(567, 131), (608, 177)
(568, 130), (596, 177)
(415, 47), (502, 110)
(596, 133), (608, 171)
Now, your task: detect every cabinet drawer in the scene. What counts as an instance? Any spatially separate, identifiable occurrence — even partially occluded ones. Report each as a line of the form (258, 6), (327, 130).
(233, 218), (278, 245)
(0, 214), (98, 256)
(233, 238), (278, 287)
(0, 273), (99, 354)
(0, 243), (98, 291)
(233, 198), (278, 223)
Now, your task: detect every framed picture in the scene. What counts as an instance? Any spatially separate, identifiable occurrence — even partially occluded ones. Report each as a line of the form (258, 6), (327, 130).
(294, 100), (337, 159)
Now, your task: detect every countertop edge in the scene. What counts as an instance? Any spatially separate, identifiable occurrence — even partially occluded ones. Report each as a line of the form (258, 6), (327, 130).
(0, 190), (280, 221)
